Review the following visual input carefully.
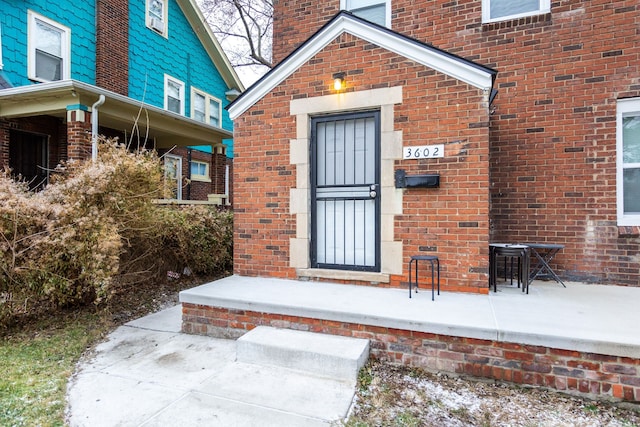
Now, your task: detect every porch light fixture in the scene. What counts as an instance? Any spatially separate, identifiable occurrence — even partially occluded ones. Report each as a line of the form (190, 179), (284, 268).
(333, 72), (345, 91)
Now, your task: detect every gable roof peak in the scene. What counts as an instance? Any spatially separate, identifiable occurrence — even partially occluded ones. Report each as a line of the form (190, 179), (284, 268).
(228, 11), (496, 119)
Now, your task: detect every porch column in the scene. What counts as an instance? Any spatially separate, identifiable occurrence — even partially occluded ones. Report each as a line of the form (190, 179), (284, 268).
(0, 119), (9, 169)
(66, 105), (92, 162)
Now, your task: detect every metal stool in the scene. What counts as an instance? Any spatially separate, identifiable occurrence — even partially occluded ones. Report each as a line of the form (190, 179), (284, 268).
(409, 255), (440, 300)
(489, 245), (530, 293)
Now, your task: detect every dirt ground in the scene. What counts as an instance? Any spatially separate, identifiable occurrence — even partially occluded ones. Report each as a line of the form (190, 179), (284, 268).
(348, 359), (640, 427)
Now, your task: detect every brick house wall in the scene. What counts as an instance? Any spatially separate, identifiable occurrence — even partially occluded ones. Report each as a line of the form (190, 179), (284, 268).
(270, 0), (640, 286)
(66, 110), (92, 162)
(233, 32), (492, 291)
(0, 116), (66, 174)
(183, 303), (640, 403)
(96, 0), (129, 95)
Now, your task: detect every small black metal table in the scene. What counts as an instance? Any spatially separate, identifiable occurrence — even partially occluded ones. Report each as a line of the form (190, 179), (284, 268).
(524, 243), (566, 287)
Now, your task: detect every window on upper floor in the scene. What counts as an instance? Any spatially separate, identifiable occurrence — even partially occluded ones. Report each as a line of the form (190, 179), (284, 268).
(191, 88), (222, 127)
(28, 11), (70, 82)
(482, 0), (550, 23)
(617, 98), (640, 226)
(164, 75), (185, 115)
(190, 160), (210, 182)
(341, 0), (390, 28)
(147, 0), (168, 35)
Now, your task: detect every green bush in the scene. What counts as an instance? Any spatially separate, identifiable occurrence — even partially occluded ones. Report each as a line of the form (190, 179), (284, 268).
(0, 138), (232, 325)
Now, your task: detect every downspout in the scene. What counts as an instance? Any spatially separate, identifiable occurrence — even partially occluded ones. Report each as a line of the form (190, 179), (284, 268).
(91, 94), (106, 162)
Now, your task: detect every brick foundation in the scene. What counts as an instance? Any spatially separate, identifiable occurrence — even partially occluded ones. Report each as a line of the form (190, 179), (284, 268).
(182, 302), (640, 403)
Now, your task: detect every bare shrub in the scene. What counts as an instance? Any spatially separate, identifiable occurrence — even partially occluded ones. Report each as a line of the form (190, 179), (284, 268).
(0, 138), (232, 326)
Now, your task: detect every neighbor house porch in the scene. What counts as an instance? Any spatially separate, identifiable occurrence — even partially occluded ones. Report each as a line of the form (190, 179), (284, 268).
(180, 275), (640, 403)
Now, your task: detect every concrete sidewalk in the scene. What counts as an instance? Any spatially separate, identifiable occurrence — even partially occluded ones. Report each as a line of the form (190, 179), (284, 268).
(67, 276), (640, 426)
(66, 306), (359, 426)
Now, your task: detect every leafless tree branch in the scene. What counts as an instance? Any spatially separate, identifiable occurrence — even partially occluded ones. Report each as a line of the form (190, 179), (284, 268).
(198, 0), (273, 78)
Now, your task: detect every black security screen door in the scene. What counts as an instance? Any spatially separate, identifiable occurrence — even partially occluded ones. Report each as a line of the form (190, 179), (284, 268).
(311, 111), (381, 271)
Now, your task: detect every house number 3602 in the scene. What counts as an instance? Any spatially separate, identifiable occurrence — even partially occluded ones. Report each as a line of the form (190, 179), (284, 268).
(403, 144), (445, 160)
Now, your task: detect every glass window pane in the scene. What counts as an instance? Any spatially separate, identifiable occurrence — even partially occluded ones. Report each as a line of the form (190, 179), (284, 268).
(490, 0), (539, 19)
(35, 50), (61, 80)
(193, 93), (205, 122)
(351, 4), (385, 26)
(149, 0), (164, 20)
(209, 99), (220, 126)
(167, 97), (180, 113)
(623, 168), (640, 214)
(623, 116), (640, 164)
(35, 20), (62, 57)
(167, 80), (180, 98)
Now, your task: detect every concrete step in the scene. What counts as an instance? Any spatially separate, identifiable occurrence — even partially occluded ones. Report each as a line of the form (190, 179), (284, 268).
(236, 326), (370, 383)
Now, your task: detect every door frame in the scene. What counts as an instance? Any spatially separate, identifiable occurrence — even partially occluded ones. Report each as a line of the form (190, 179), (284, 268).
(9, 129), (49, 190)
(310, 110), (381, 272)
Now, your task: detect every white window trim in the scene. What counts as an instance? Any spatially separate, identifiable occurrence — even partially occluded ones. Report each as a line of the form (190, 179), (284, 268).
(340, 0), (391, 28)
(190, 160), (211, 182)
(164, 74), (185, 115)
(146, 0), (168, 36)
(617, 98), (640, 226)
(481, 0), (550, 23)
(190, 87), (222, 127)
(27, 10), (71, 82)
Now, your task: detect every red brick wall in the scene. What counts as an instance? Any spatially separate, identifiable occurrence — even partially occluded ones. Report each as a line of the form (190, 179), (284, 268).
(270, 0), (640, 286)
(233, 33), (490, 291)
(66, 111), (92, 162)
(96, 0), (129, 95)
(272, 0), (340, 64)
(183, 303), (640, 403)
(0, 116), (65, 172)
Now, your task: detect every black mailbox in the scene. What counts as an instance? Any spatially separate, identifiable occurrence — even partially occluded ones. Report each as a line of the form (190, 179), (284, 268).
(395, 169), (440, 189)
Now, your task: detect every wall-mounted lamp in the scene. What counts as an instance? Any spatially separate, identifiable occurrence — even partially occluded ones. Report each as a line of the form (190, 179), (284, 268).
(333, 72), (345, 91)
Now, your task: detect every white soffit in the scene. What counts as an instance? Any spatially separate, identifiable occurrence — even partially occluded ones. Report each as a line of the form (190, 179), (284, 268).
(228, 12), (495, 120)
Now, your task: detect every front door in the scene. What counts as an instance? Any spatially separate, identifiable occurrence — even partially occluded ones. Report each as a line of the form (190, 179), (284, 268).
(311, 111), (380, 271)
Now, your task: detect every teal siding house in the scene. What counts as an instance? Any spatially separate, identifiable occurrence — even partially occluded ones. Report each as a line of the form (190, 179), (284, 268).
(0, 0), (243, 202)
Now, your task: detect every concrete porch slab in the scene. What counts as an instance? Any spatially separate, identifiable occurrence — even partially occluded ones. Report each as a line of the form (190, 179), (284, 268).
(179, 275), (640, 359)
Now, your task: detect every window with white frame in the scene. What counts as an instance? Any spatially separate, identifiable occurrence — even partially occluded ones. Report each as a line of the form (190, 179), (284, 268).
(617, 98), (640, 226)
(191, 88), (222, 127)
(482, 0), (550, 23)
(190, 160), (210, 182)
(146, 0), (168, 35)
(164, 75), (185, 115)
(341, 0), (390, 27)
(28, 11), (70, 82)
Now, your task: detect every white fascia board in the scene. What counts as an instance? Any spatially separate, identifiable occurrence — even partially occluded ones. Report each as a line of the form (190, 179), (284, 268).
(228, 14), (494, 120)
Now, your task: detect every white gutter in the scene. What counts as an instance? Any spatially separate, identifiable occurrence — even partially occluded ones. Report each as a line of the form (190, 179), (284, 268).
(91, 94), (106, 162)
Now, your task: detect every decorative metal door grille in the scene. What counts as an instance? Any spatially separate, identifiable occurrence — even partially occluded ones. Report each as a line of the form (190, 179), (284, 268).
(311, 111), (380, 271)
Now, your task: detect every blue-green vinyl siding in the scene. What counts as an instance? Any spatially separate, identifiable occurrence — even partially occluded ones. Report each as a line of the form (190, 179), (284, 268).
(0, 1), (96, 87)
(128, 0), (234, 156)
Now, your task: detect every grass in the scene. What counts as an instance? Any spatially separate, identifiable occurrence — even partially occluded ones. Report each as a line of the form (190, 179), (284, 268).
(0, 310), (112, 427)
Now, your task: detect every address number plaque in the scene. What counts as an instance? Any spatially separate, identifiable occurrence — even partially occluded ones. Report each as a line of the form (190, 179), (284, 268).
(403, 144), (445, 160)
